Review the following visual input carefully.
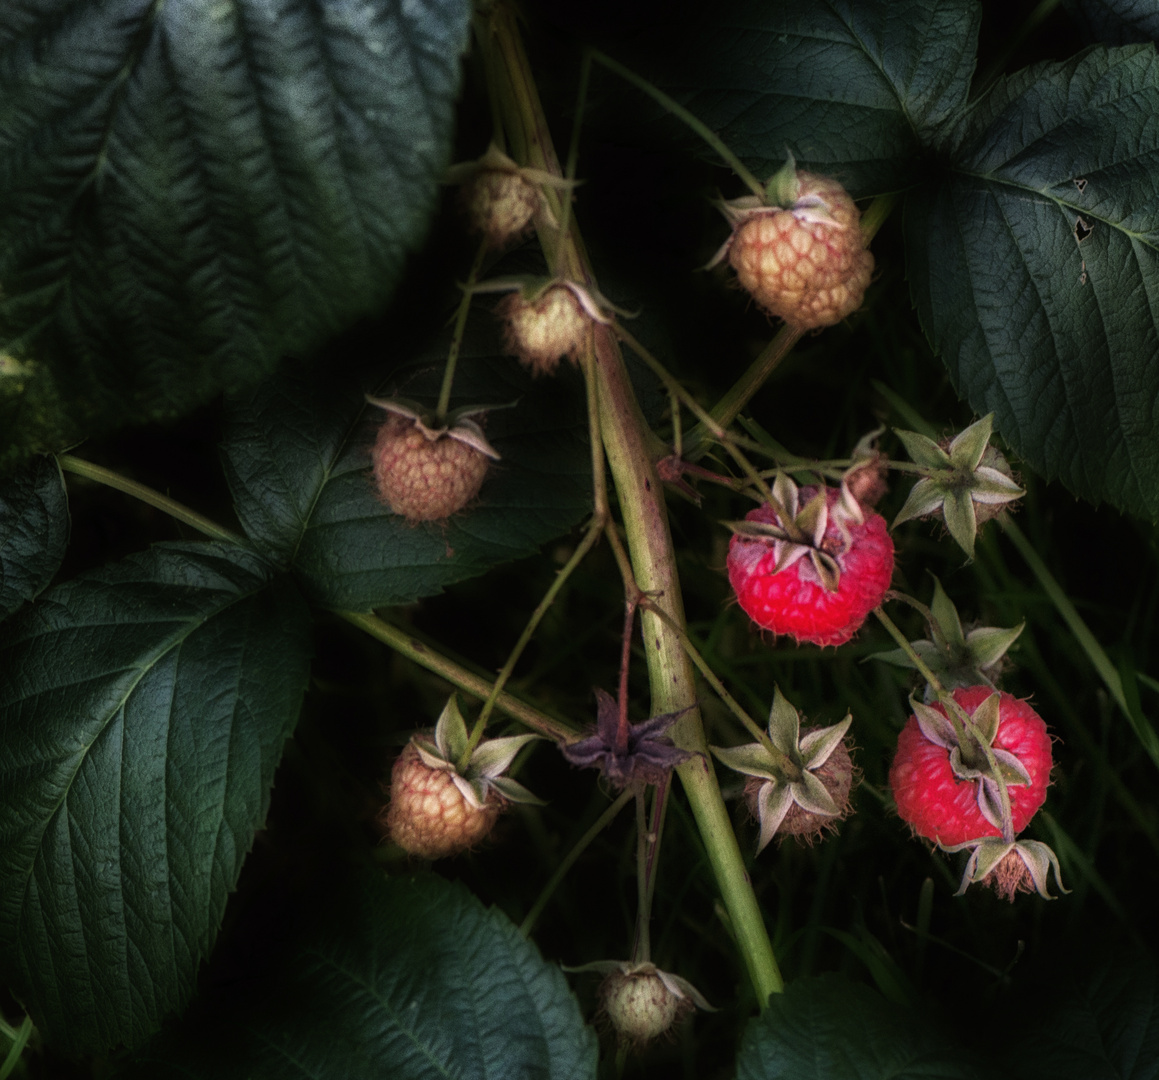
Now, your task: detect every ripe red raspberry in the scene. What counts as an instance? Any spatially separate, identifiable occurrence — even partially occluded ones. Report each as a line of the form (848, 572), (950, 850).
(722, 172), (873, 329)
(371, 414), (491, 522)
(384, 743), (500, 859)
(727, 485), (894, 647)
(889, 687), (1052, 848)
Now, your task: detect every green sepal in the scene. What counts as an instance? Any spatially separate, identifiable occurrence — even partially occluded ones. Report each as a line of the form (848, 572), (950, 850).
(892, 477), (947, 529)
(798, 714), (852, 771)
(791, 770), (839, 818)
(710, 742), (781, 782)
(469, 732), (542, 779)
(894, 429), (951, 470)
(929, 575), (965, 649)
(767, 687), (802, 759)
(965, 623), (1024, 669)
(946, 414), (994, 472)
(756, 781), (795, 853)
(969, 692), (1002, 745)
(763, 153), (800, 207)
(941, 488), (978, 559)
(488, 775), (546, 806)
(435, 696), (471, 764)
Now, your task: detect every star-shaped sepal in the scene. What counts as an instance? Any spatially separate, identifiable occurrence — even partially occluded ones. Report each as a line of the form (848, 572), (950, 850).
(364, 395), (503, 462)
(942, 836), (1069, 901)
(724, 473), (859, 593)
(706, 153), (850, 269)
(558, 689), (695, 788)
(412, 696), (544, 809)
(870, 576), (1023, 694)
(911, 693), (1031, 837)
(711, 687), (854, 852)
(892, 414), (1024, 558)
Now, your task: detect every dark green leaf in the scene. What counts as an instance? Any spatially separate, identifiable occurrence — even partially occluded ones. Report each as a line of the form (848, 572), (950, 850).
(220, 356), (591, 609)
(0, 0), (471, 469)
(0, 454), (68, 617)
(630, 0), (980, 195)
(737, 974), (981, 1080)
(0, 543), (312, 1054)
(906, 45), (1159, 519)
(1010, 950), (1159, 1080)
(1065, 0), (1159, 45)
(129, 871), (598, 1080)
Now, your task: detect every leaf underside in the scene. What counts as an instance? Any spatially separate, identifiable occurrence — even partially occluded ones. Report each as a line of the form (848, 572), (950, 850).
(0, 0), (472, 469)
(0, 542), (312, 1054)
(127, 872), (598, 1080)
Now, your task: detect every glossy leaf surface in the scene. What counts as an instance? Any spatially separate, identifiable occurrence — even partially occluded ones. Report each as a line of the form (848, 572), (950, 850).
(0, 542), (312, 1053)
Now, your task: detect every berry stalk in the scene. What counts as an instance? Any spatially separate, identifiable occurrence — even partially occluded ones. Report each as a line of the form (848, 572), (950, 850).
(487, 1), (783, 1003)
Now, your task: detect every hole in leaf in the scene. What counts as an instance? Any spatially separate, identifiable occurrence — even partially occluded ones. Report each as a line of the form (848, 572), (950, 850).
(1074, 216), (1093, 243)
(1073, 177), (1087, 194)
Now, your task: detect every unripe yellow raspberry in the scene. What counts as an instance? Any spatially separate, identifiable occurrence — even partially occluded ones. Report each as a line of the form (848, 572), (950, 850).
(498, 284), (592, 375)
(722, 171), (873, 330)
(385, 743), (500, 859)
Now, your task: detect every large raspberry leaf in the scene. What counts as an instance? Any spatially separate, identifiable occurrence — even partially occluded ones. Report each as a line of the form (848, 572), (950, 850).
(0, 0), (470, 472)
(737, 974), (982, 1079)
(219, 352), (591, 609)
(617, 0), (979, 196)
(124, 871), (597, 1080)
(0, 543), (312, 1054)
(906, 46), (1159, 521)
(0, 454), (68, 619)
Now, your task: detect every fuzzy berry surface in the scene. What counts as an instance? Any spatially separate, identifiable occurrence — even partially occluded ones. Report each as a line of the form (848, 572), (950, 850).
(889, 687), (1053, 847)
(463, 169), (538, 248)
(601, 971), (684, 1044)
(729, 172), (873, 330)
(384, 743), (499, 859)
(372, 415), (489, 522)
(745, 731), (856, 843)
(498, 286), (589, 375)
(727, 487), (894, 646)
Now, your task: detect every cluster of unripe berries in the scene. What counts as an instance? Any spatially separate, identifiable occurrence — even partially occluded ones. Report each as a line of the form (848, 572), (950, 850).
(367, 138), (1054, 1046)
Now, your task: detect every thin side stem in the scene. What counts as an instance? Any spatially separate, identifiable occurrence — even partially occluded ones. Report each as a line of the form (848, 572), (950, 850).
(557, 50), (593, 245)
(520, 789), (633, 937)
(632, 789), (652, 962)
(684, 191), (896, 460)
(341, 610), (575, 742)
(436, 239), (489, 421)
(588, 49), (764, 198)
(58, 455), (242, 544)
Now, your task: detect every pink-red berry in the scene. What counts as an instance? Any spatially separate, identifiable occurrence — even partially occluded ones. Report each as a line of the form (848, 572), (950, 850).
(727, 486), (894, 647)
(889, 687), (1052, 847)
